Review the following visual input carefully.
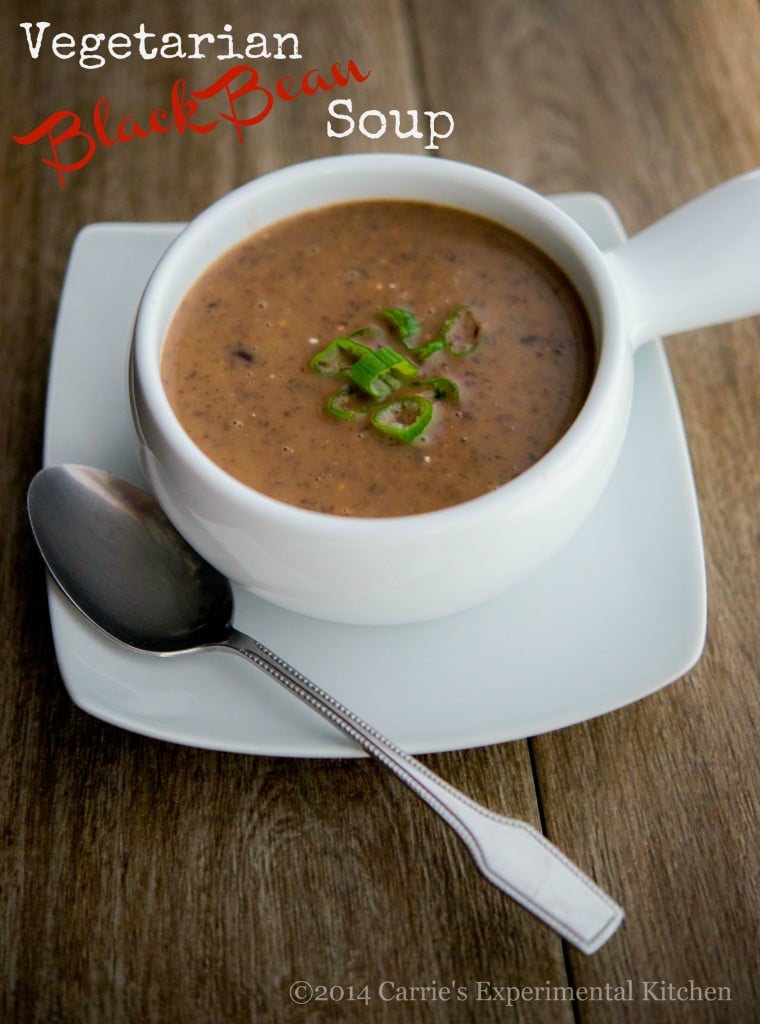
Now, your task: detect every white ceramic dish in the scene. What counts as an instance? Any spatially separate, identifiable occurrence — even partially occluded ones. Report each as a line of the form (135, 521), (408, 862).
(43, 195), (706, 757)
(129, 156), (757, 625)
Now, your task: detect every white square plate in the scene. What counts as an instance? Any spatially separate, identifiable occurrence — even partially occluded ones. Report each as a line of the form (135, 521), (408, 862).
(42, 194), (706, 757)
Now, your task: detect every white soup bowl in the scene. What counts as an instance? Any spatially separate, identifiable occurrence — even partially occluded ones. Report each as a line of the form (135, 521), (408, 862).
(130, 155), (760, 624)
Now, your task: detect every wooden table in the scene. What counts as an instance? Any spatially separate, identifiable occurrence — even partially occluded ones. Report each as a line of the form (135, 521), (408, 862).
(2, 1), (758, 1020)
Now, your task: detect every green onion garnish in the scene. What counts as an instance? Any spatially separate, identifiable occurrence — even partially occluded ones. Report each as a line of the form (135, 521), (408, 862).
(310, 304), (481, 445)
(411, 339), (446, 361)
(350, 325), (382, 342)
(377, 307), (421, 346)
(417, 377), (460, 402)
(310, 337), (371, 377)
(370, 396), (433, 443)
(349, 346), (419, 398)
(326, 386), (366, 421)
(442, 305), (481, 355)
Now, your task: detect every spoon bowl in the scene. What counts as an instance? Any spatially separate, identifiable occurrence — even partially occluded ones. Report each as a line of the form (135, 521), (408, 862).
(28, 463), (623, 954)
(28, 464), (233, 653)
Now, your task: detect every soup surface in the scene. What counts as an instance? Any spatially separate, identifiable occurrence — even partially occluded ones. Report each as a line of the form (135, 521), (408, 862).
(162, 201), (595, 516)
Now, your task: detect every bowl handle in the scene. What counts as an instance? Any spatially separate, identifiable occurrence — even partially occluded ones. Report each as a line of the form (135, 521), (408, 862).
(604, 169), (760, 350)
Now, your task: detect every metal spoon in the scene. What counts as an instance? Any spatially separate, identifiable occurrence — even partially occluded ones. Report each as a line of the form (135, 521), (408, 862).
(27, 464), (623, 954)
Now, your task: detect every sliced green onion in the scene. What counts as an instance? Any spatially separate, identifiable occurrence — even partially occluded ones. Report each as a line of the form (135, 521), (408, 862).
(350, 325), (382, 342)
(310, 337), (371, 377)
(381, 346), (419, 380)
(417, 376), (460, 402)
(349, 346), (419, 398)
(311, 304), (479, 447)
(349, 352), (392, 398)
(411, 339), (446, 361)
(326, 386), (366, 421)
(370, 396), (433, 443)
(377, 307), (421, 346)
(442, 305), (481, 355)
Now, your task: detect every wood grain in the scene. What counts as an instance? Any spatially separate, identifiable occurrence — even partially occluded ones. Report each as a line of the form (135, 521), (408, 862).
(1, 0), (758, 1021)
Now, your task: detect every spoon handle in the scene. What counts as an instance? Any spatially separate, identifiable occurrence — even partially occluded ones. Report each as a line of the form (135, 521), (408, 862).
(223, 629), (623, 954)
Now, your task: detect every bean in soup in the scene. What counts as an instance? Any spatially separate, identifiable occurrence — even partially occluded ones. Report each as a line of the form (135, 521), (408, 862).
(161, 201), (595, 517)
